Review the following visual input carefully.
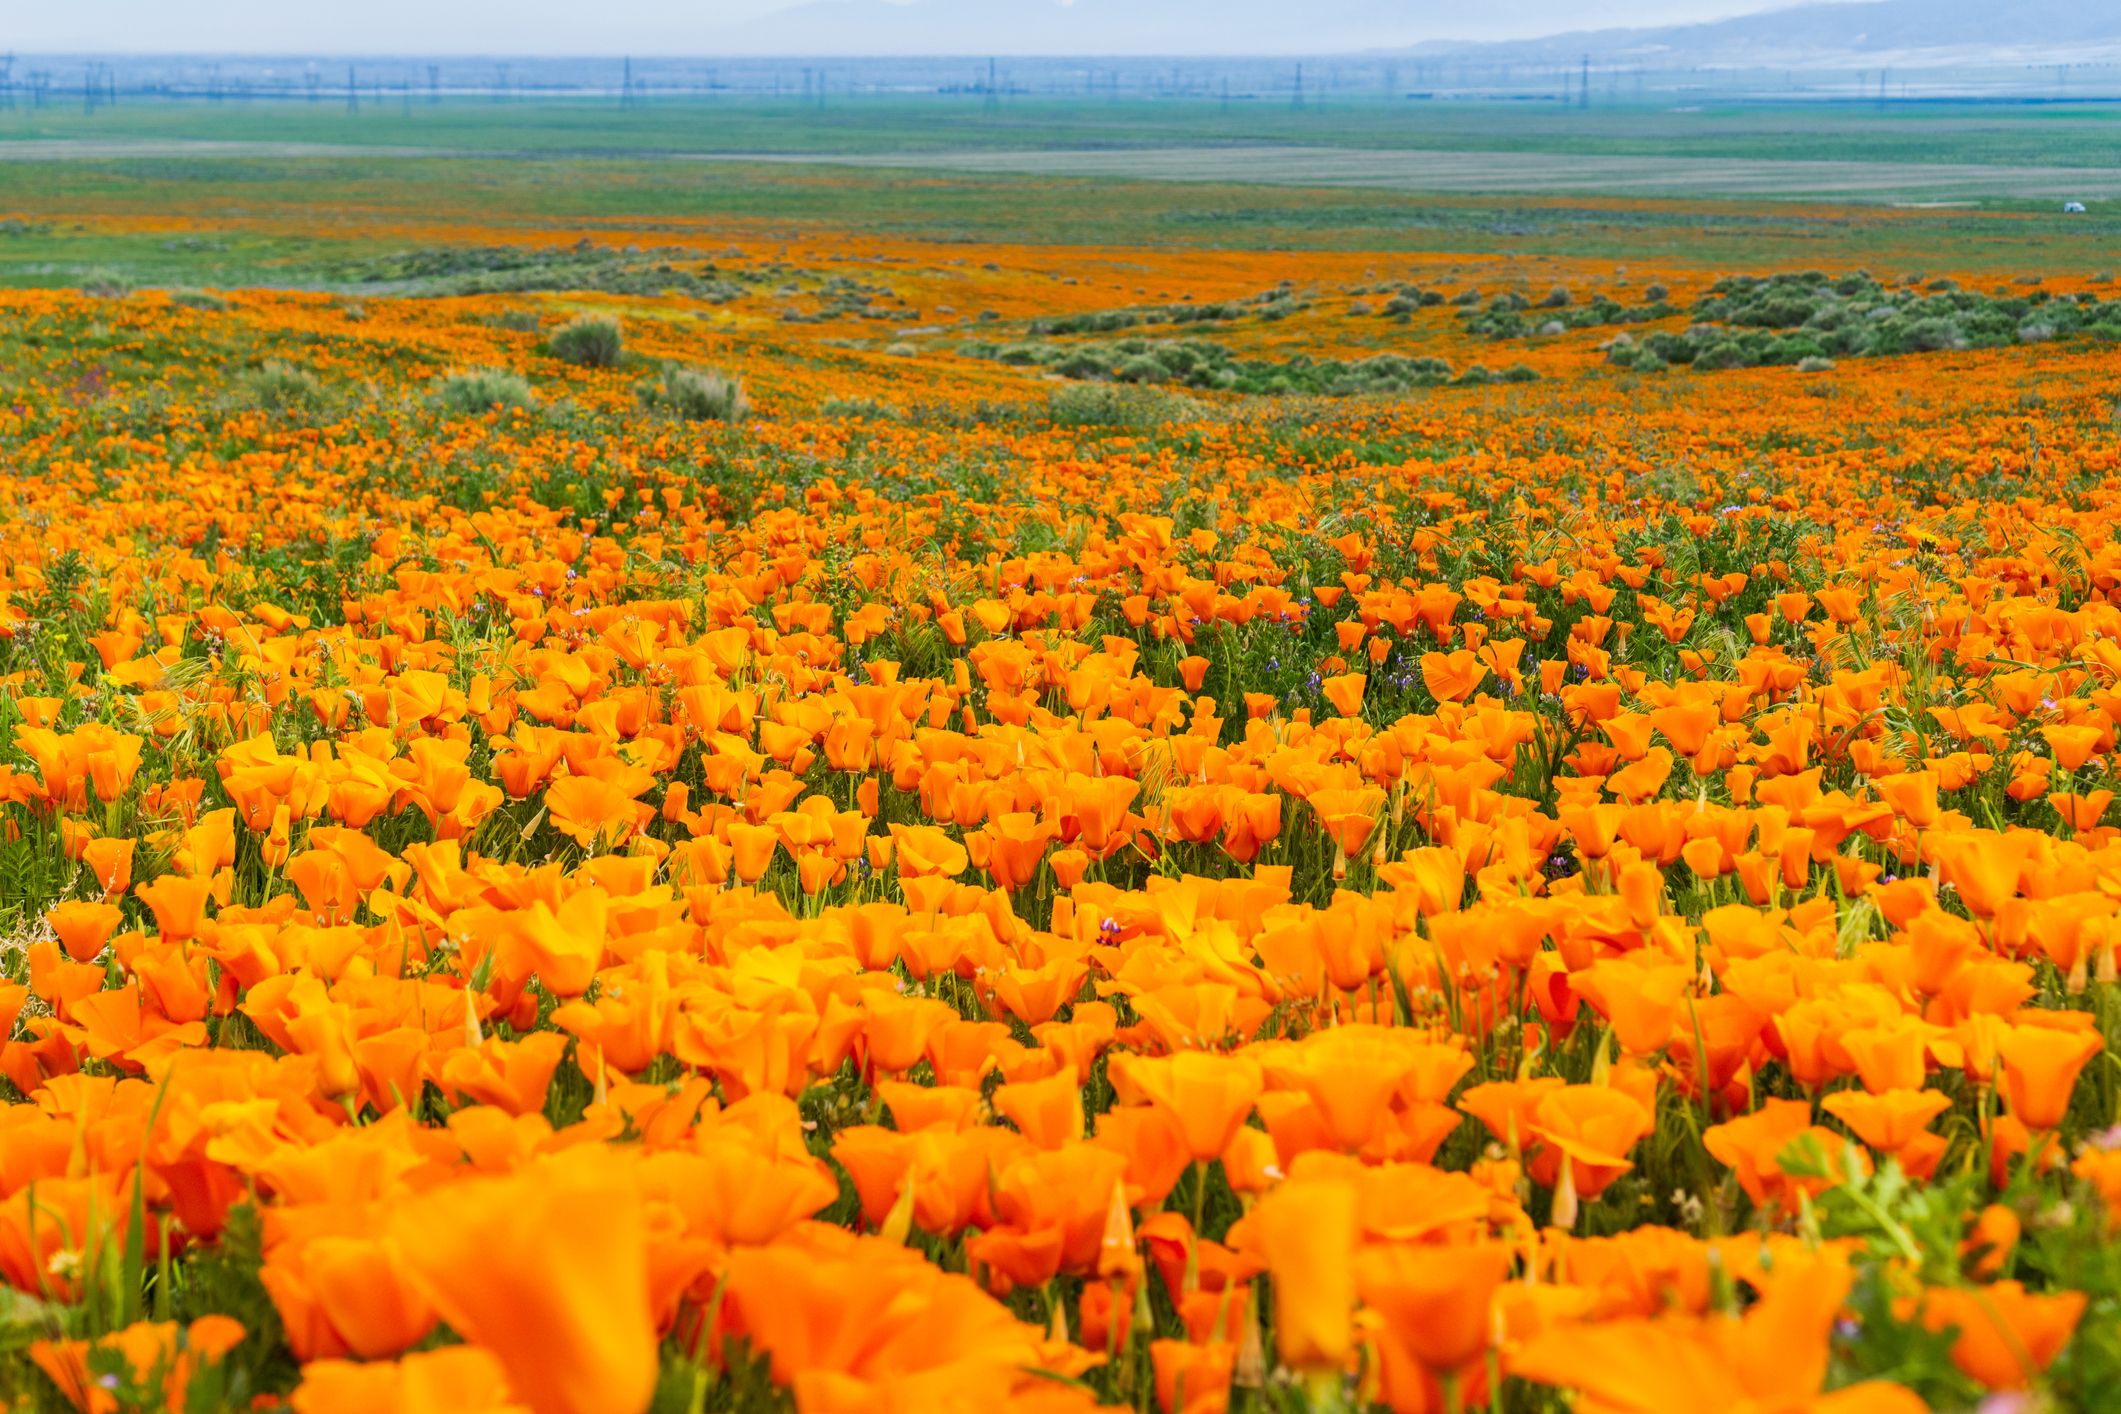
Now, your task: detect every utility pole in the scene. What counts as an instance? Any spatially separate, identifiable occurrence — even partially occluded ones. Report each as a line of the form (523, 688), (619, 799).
(622, 56), (634, 109)
(346, 64), (358, 113)
(1292, 62), (1304, 109)
(428, 64), (439, 104)
(1579, 54), (1590, 109)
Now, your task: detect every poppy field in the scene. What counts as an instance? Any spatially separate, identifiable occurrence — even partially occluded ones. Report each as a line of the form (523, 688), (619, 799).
(5, 163), (2121, 1414)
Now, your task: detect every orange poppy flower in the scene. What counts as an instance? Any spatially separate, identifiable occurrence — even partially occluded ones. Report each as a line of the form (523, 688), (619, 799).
(1354, 1241), (1508, 1376)
(290, 1346), (525, 1414)
(1253, 1174), (1356, 1373)
(46, 899), (122, 964)
(1915, 1281), (2085, 1390)
(1996, 1023), (2101, 1130)
(390, 1151), (657, 1414)
(1111, 1052), (1266, 1163)
(1421, 650), (1490, 704)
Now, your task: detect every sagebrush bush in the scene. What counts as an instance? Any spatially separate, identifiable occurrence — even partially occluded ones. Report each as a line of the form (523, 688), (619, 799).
(78, 269), (132, 299)
(974, 334), (1464, 398)
(1047, 383), (1198, 429)
(1900, 318), (1966, 353)
(546, 314), (624, 368)
(1693, 340), (1750, 372)
(239, 359), (327, 413)
(436, 368), (534, 415)
(638, 364), (748, 422)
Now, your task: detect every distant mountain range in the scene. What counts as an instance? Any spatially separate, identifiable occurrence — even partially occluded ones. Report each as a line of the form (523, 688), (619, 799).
(707, 0), (2121, 64)
(1415, 0), (2121, 68)
(706, 1), (1748, 59)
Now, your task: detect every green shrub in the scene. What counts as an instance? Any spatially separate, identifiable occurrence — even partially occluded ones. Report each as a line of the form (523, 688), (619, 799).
(1693, 340), (1751, 372)
(238, 359), (327, 413)
(1899, 319), (1966, 353)
(1053, 349), (1112, 380)
(436, 368), (534, 415)
(1047, 383), (1197, 429)
(546, 314), (624, 368)
(78, 269), (133, 299)
(974, 334), (1456, 399)
(996, 342), (1059, 367)
(637, 364), (748, 422)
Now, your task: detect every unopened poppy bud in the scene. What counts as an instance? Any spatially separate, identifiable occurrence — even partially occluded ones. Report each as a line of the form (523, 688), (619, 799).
(1551, 1154), (1580, 1231)
(879, 1171), (918, 1247)
(1097, 1179), (1139, 1279)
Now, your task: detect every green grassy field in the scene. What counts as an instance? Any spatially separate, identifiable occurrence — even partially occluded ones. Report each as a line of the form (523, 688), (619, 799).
(5, 94), (2121, 167)
(0, 96), (2117, 288)
(785, 142), (2121, 201)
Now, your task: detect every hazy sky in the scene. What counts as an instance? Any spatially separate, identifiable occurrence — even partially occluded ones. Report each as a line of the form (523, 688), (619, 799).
(16, 0), (1823, 56)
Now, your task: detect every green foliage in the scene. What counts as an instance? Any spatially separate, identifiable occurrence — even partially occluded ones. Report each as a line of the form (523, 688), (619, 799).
(434, 367), (535, 415)
(327, 243), (752, 301)
(638, 363), (749, 422)
(166, 1205), (303, 1403)
(973, 334), (1483, 398)
(1028, 286), (1306, 336)
(235, 359), (327, 414)
(546, 313), (625, 369)
(1465, 288), (1676, 339)
(1046, 382), (1206, 428)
